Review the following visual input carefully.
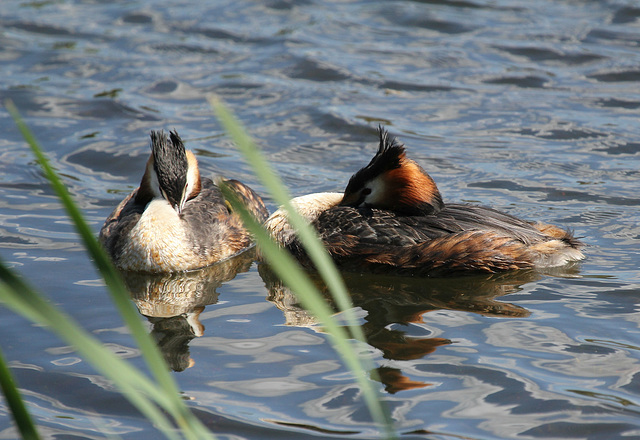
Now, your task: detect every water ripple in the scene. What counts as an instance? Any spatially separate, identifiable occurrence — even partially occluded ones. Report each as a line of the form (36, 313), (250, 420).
(1, 0), (640, 439)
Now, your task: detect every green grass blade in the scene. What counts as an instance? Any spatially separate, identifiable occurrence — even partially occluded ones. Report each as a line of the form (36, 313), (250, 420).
(220, 184), (395, 438)
(209, 97), (361, 335)
(0, 345), (41, 440)
(6, 100), (168, 385)
(0, 262), (183, 440)
(5, 100), (215, 440)
(211, 99), (396, 439)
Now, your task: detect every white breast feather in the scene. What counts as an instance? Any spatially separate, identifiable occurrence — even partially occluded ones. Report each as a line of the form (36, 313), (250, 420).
(264, 192), (343, 245)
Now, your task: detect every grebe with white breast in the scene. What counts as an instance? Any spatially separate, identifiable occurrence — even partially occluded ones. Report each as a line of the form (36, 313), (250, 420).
(100, 130), (268, 273)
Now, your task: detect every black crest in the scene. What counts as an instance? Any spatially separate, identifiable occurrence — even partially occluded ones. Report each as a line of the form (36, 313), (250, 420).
(343, 126), (405, 194)
(150, 130), (188, 208)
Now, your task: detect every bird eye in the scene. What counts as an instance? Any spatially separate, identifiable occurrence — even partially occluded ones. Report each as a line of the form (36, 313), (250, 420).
(362, 188), (372, 196)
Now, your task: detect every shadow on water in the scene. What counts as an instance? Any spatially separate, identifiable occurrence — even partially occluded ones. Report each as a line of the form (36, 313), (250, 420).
(259, 265), (564, 395)
(122, 250), (256, 372)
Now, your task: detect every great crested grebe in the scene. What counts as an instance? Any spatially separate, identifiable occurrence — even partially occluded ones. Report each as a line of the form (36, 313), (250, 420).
(265, 127), (584, 276)
(100, 130), (268, 273)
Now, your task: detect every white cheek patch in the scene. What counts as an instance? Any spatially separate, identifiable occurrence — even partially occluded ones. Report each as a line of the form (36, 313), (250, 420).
(148, 165), (164, 200)
(364, 176), (385, 206)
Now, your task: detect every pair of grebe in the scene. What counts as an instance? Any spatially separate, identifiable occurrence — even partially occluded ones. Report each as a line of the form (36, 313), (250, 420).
(101, 127), (584, 275)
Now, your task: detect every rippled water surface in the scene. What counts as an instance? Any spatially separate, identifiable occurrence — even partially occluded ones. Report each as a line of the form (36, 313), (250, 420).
(1, 0), (640, 439)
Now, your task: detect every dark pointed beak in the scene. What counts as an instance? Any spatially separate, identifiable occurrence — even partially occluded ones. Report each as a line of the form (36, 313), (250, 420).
(339, 191), (365, 207)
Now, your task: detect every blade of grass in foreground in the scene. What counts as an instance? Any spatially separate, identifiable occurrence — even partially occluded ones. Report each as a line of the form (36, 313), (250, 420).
(211, 98), (396, 439)
(210, 99), (358, 326)
(6, 99), (171, 395)
(5, 100), (215, 440)
(0, 345), (41, 440)
(0, 262), (184, 440)
(219, 185), (396, 440)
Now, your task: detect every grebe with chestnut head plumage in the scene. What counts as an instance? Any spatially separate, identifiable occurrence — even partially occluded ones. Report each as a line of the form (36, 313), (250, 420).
(265, 127), (584, 276)
(100, 130), (268, 273)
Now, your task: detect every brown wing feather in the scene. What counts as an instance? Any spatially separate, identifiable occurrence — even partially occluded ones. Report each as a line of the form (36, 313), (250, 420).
(284, 204), (580, 276)
(99, 188), (145, 259)
(222, 178), (269, 223)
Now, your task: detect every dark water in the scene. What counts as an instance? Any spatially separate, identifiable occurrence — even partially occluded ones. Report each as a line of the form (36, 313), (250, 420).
(1, 0), (640, 439)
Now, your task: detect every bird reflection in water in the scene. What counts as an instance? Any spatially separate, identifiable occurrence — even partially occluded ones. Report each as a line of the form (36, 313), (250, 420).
(123, 250), (256, 371)
(260, 265), (541, 394)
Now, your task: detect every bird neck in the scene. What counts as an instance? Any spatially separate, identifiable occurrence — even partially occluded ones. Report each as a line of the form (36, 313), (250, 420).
(184, 150), (202, 203)
(381, 158), (444, 215)
(135, 156), (161, 207)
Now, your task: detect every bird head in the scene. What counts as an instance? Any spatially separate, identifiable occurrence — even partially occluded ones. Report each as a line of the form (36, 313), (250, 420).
(340, 126), (443, 216)
(137, 130), (201, 214)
